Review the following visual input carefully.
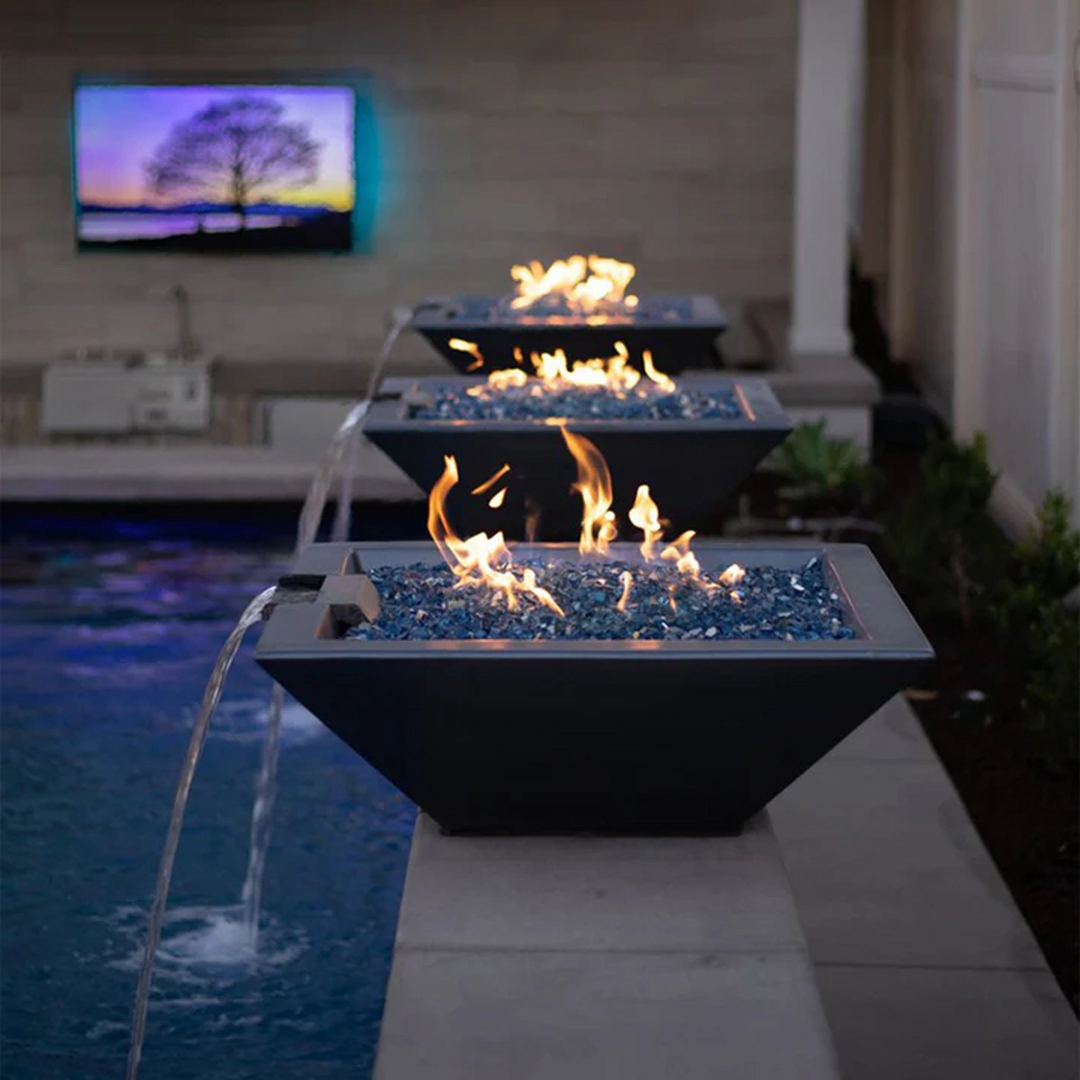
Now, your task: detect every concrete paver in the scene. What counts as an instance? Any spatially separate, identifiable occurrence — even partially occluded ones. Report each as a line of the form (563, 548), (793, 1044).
(376, 813), (841, 1080)
(772, 695), (1077, 1079)
(376, 946), (839, 1080)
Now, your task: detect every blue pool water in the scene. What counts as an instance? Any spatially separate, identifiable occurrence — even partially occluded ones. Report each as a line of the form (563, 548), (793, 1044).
(1, 536), (415, 1079)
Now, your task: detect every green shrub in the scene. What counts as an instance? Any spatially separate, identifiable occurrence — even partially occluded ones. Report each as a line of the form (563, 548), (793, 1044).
(890, 436), (1078, 766)
(996, 489), (1080, 638)
(770, 420), (875, 512)
(1013, 490), (1080, 598)
(1020, 603), (1079, 767)
(996, 490), (1080, 767)
(886, 432), (1006, 626)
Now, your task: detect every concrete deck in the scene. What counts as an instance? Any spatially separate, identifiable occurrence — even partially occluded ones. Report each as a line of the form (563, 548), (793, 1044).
(373, 696), (1077, 1080)
(773, 695), (1078, 1079)
(375, 813), (841, 1080)
(0, 440), (422, 502)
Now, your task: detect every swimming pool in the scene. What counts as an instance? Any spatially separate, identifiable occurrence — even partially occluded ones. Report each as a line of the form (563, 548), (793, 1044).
(1, 531), (415, 1079)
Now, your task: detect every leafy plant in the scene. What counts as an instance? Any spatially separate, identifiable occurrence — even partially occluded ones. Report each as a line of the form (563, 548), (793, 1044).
(886, 432), (1005, 626)
(1020, 603), (1079, 767)
(917, 431), (998, 518)
(995, 490), (1080, 766)
(996, 490), (1080, 636)
(771, 420), (874, 510)
(1014, 490), (1080, 598)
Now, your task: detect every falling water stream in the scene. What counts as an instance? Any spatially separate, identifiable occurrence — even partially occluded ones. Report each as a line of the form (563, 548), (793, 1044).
(125, 309), (413, 1079)
(124, 586), (278, 1080)
(238, 681), (284, 943)
(331, 307), (412, 543)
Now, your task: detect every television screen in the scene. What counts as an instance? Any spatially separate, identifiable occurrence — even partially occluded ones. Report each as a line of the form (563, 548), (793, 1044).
(73, 82), (365, 253)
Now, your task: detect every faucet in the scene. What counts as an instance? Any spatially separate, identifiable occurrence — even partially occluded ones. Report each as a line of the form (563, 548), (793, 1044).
(169, 284), (200, 362)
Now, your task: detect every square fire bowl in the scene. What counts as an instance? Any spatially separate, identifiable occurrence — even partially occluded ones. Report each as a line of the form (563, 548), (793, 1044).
(363, 375), (791, 540)
(256, 541), (933, 836)
(411, 295), (728, 373)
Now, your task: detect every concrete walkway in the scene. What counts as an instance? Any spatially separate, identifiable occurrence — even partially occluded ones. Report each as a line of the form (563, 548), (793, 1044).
(771, 695), (1078, 1079)
(375, 813), (841, 1080)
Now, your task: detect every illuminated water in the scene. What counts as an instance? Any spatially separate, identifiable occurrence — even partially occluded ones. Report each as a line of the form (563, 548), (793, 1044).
(0, 536), (414, 1079)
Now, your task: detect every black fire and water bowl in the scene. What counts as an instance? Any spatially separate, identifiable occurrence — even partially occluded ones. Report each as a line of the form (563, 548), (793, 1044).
(256, 540), (934, 837)
(362, 375), (791, 540)
(411, 295), (728, 373)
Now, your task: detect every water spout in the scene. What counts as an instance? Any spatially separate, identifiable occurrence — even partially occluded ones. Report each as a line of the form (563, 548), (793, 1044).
(241, 312), (415, 946)
(239, 681), (283, 945)
(331, 306), (414, 542)
(295, 400), (371, 552)
(238, 311), (414, 948)
(125, 585), (277, 1080)
(127, 308), (412, 1079)
(233, 396), (371, 958)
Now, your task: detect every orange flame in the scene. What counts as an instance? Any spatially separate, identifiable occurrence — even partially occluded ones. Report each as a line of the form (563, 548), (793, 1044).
(480, 368), (528, 391)
(509, 254), (638, 316)
(628, 484), (664, 561)
(718, 563), (746, 587)
(661, 530), (704, 580)
(427, 455), (564, 616)
(532, 345), (637, 392)
(658, 534), (745, 595)
(642, 350), (675, 393)
(427, 436), (742, 623)
(472, 341), (676, 400)
(449, 337), (485, 372)
(558, 426), (617, 555)
(471, 463), (510, 495)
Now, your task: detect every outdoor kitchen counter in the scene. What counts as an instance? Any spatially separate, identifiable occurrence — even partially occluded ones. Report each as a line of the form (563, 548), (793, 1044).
(373, 812), (841, 1080)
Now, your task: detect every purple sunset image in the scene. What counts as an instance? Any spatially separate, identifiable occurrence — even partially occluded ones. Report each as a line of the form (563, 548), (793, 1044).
(74, 84), (357, 252)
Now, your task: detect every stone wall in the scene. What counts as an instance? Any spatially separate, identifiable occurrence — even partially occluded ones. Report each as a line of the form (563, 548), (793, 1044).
(1, 0), (797, 366)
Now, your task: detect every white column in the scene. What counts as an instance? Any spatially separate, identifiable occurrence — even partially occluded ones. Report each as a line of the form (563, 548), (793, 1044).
(788, 0), (864, 357)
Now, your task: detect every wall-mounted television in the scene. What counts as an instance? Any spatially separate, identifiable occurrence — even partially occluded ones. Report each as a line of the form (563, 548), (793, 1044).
(73, 77), (373, 254)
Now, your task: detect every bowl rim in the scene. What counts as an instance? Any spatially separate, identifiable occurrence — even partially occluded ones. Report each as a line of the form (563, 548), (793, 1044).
(256, 540), (934, 663)
(364, 375), (791, 433)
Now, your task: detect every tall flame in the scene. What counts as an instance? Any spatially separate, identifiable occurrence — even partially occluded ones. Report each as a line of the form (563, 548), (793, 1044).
(509, 254), (637, 315)
(628, 484), (664, 561)
(642, 350), (675, 393)
(426, 439), (745, 623)
(558, 426), (617, 555)
(427, 455), (564, 615)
